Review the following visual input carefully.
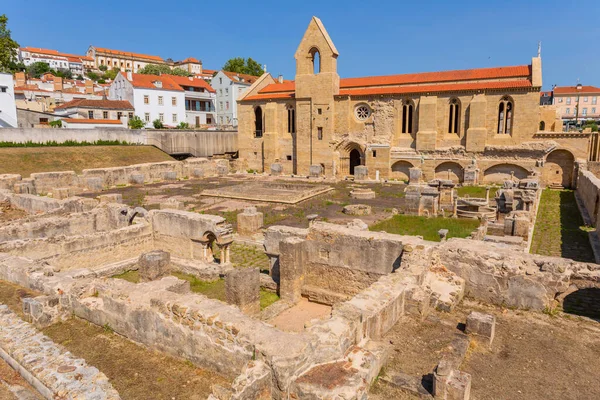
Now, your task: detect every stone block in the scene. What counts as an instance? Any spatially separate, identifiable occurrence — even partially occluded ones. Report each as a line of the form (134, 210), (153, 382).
(279, 237), (306, 304)
(225, 268), (260, 315)
(237, 207), (264, 236)
(160, 199), (184, 210)
(52, 187), (70, 200)
(192, 168), (205, 178)
(14, 180), (35, 195)
(216, 164), (229, 176)
(86, 177), (104, 191)
(270, 163), (283, 176)
(163, 171), (178, 181)
(409, 167), (422, 184)
(309, 164), (323, 177)
(346, 219), (368, 231)
(349, 188), (376, 199)
(354, 166), (368, 181)
(97, 193), (123, 204)
(342, 204), (372, 215)
(465, 311), (495, 346)
(129, 174), (145, 185)
(138, 250), (171, 282)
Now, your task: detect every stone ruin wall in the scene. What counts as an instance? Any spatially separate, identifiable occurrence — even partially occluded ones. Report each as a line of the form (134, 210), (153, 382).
(0, 157), (229, 197)
(577, 168), (600, 232)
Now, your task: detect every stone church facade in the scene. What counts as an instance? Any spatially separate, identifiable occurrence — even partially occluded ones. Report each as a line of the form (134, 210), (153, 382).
(238, 17), (590, 188)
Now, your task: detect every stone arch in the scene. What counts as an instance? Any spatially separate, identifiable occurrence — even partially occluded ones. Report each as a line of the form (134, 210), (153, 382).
(435, 162), (464, 183)
(337, 141), (365, 176)
(562, 288), (600, 320)
(309, 47), (321, 74)
(543, 149), (575, 188)
(483, 163), (529, 183)
(391, 160), (413, 181)
(539, 121), (546, 131)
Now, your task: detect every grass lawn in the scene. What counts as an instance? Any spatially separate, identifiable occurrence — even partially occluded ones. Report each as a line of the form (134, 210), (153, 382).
(530, 189), (594, 262)
(0, 145), (174, 177)
(456, 185), (499, 199)
(369, 214), (480, 241)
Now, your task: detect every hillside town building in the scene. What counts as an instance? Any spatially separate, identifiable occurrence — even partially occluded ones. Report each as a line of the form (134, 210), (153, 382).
(211, 71), (258, 126)
(86, 46), (166, 73)
(552, 85), (600, 129)
(238, 17), (586, 189)
(0, 73), (18, 128)
(18, 47), (94, 76)
(109, 72), (216, 128)
(54, 99), (134, 121)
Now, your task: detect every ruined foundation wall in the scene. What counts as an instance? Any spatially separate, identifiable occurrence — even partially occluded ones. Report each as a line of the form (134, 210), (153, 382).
(576, 169), (600, 229)
(0, 223), (153, 270)
(429, 239), (598, 309)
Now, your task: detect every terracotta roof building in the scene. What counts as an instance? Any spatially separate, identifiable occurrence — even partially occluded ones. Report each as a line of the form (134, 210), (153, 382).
(552, 85), (600, 127)
(86, 46), (165, 73)
(54, 99), (134, 121)
(237, 16), (588, 189)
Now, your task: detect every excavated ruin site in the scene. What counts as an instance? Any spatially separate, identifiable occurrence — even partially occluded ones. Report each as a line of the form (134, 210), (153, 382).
(0, 157), (600, 400)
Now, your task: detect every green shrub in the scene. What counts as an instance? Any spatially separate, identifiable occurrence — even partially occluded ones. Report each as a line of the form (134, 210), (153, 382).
(128, 115), (145, 129)
(153, 119), (164, 129)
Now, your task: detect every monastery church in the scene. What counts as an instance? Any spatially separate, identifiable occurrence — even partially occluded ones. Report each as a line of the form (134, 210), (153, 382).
(238, 16), (589, 188)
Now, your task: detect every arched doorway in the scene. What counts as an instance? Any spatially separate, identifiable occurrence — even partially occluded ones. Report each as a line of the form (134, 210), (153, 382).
(349, 149), (361, 175)
(544, 149), (575, 188)
(390, 161), (413, 182)
(435, 162), (464, 183)
(483, 164), (529, 184)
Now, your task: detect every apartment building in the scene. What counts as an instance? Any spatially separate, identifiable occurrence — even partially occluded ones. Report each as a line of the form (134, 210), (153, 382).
(553, 85), (600, 129)
(87, 46), (165, 73)
(168, 75), (216, 127)
(211, 71), (258, 126)
(54, 99), (134, 121)
(18, 47), (93, 75)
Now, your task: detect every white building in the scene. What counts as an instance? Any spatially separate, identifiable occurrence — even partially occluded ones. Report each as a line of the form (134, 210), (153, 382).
(0, 73), (18, 128)
(211, 71), (258, 126)
(19, 48), (91, 76)
(167, 75), (216, 127)
(109, 72), (186, 128)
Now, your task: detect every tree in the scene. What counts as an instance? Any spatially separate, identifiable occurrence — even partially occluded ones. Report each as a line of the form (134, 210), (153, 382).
(152, 118), (164, 129)
(176, 121), (190, 129)
(222, 57), (264, 77)
(103, 67), (120, 81)
(128, 116), (145, 129)
(54, 68), (73, 80)
(76, 74), (84, 80)
(0, 15), (19, 73)
(27, 61), (52, 78)
(138, 63), (192, 77)
(48, 120), (62, 128)
(98, 65), (108, 72)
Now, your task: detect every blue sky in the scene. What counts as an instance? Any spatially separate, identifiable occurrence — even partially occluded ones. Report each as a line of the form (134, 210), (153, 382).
(4, 0), (598, 90)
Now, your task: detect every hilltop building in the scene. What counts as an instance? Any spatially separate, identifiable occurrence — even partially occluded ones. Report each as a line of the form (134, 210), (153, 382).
(18, 47), (94, 76)
(211, 71), (259, 126)
(0, 73), (18, 128)
(552, 85), (600, 130)
(238, 17), (585, 188)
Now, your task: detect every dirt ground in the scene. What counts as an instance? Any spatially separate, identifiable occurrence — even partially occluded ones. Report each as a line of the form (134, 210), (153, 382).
(81, 176), (407, 229)
(372, 301), (600, 400)
(0, 280), (229, 400)
(268, 297), (332, 332)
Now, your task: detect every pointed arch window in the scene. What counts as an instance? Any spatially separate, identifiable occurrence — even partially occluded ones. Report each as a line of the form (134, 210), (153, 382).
(497, 96), (514, 135)
(309, 48), (321, 74)
(402, 100), (414, 134)
(448, 98), (460, 134)
(287, 105), (296, 134)
(254, 106), (263, 138)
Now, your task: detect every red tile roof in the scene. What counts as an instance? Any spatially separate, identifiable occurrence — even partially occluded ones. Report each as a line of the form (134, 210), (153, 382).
(125, 73), (184, 91)
(62, 118), (123, 124)
(93, 47), (163, 62)
(244, 65), (534, 101)
(167, 75), (215, 93)
(179, 57), (200, 64)
(55, 99), (134, 110)
(553, 85), (600, 95)
(21, 47), (90, 63)
(222, 71), (260, 85)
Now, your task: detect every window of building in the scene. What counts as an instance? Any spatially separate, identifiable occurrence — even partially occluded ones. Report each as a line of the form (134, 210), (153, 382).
(117, 112), (122, 119)
(593, 97), (597, 105)
(317, 127), (323, 140)
(574, 108), (577, 115)
(372, 150), (377, 158)
(318, 108), (322, 115)
(584, 97), (589, 102)
(354, 104), (371, 121)
(225, 88), (229, 94)
(593, 108), (597, 114)
(103, 111), (108, 119)
(558, 98), (563, 103)
(219, 102), (223, 111)
(566, 97), (571, 105)
(287, 107), (296, 134)
(88, 111), (94, 119)
(226, 101), (229, 110)
(286, 155), (292, 161)
(254, 107), (263, 138)
(219, 89), (223, 95)
(0, 87), (6, 93)
(566, 108), (570, 115)
(137, 64), (140, 69)
(159, 113), (164, 122)
(402, 102), (414, 134)
(309, 48), (321, 74)
(39, 118), (48, 125)
(497, 97), (513, 134)
(219, 78), (222, 84)
(158, 96), (163, 106)
(172, 97), (177, 106)
(128, 112), (134, 119)
(144, 113), (150, 122)
(448, 98), (460, 134)
(172, 114), (177, 123)
(583, 108), (588, 116)
(539, 121), (545, 131)
(144, 95), (149, 104)
(220, 116), (223, 124)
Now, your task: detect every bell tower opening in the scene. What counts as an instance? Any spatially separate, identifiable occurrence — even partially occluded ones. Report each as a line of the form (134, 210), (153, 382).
(310, 48), (321, 74)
